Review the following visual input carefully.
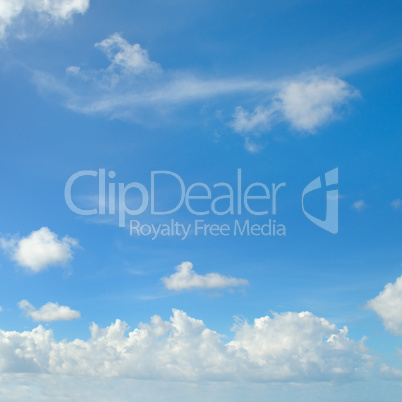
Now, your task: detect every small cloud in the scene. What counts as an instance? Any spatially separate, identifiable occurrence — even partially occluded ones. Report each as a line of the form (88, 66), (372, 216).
(65, 33), (161, 91)
(0, 227), (79, 273)
(352, 200), (366, 211)
(162, 261), (248, 291)
(277, 76), (359, 132)
(18, 300), (81, 322)
(95, 33), (161, 76)
(0, 306), (3, 312)
(229, 75), (359, 151)
(244, 137), (265, 153)
(379, 364), (402, 380)
(391, 199), (402, 210)
(231, 105), (274, 134)
(367, 274), (402, 336)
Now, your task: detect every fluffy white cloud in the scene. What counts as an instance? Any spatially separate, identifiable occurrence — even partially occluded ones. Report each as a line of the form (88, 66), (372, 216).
(0, 227), (78, 272)
(0, 0), (89, 39)
(18, 300), (81, 322)
(277, 76), (358, 132)
(231, 76), (359, 141)
(352, 200), (366, 211)
(162, 261), (248, 291)
(367, 274), (402, 336)
(0, 309), (369, 381)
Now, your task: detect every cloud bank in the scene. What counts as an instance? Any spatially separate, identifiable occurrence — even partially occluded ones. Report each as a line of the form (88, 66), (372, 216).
(0, 0), (90, 39)
(0, 309), (369, 382)
(162, 261), (248, 291)
(0, 227), (78, 272)
(18, 300), (81, 322)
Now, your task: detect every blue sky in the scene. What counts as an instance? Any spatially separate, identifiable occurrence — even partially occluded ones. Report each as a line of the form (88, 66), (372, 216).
(0, 0), (401, 400)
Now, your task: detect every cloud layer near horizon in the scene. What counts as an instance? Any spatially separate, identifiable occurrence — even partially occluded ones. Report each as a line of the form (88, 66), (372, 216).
(0, 309), (369, 382)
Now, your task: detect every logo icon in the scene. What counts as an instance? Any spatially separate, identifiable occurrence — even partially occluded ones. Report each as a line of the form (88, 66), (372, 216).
(302, 168), (339, 234)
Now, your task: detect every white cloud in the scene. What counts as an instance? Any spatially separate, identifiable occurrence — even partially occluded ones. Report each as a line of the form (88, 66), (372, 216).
(65, 33), (161, 91)
(162, 261), (248, 291)
(391, 199), (401, 210)
(24, 35), (276, 116)
(0, 227), (78, 272)
(0, 306), (3, 312)
(65, 33), (162, 93)
(231, 76), (358, 142)
(0, 309), (369, 381)
(367, 274), (402, 336)
(18, 300), (80, 322)
(244, 137), (265, 153)
(379, 364), (402, 380)
(277, 76), (359, 132)
(32, 34), (359, 151)
(0, 0), (90, 39)
(231, 105), (275, 134)
(95, 33), (161, 76)
(352, 200), (366, 211)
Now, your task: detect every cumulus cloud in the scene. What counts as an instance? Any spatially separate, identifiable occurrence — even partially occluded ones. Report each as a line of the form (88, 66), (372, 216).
(0, 309), (369, 381)
(367, 274), (402, 336)
(0, 0), (90, 39)
(18, 300), (81, 322)
(0, 227), (78, 272)
(162, 261), (248, 291)
(231, 76), (359, 140)
(352, 200), (366, 211)
(277, 76), (358, 132)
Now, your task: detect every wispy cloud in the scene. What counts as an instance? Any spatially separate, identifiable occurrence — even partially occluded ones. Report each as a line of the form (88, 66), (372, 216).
(32, 33), (360, 151)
